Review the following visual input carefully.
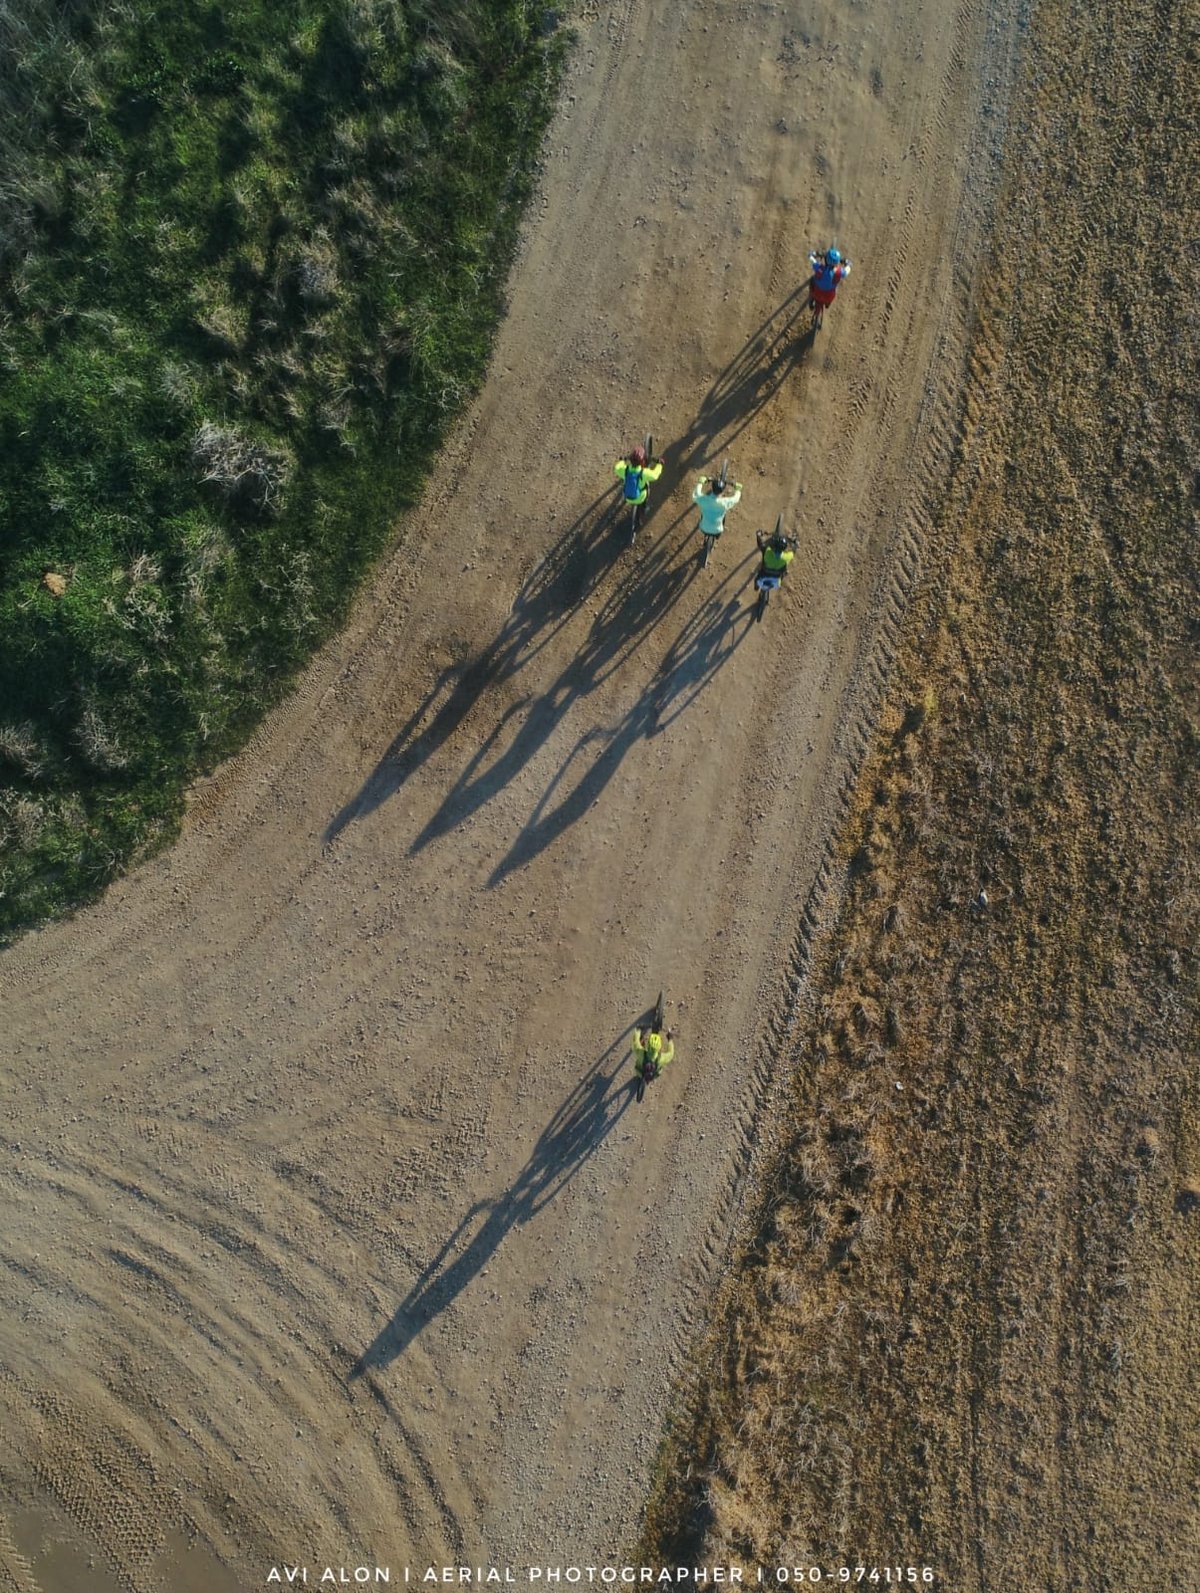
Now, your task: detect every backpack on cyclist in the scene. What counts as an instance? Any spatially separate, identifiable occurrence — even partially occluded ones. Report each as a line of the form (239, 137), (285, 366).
(623, 465), (643, 502)
(641, 1032), (662, 1077)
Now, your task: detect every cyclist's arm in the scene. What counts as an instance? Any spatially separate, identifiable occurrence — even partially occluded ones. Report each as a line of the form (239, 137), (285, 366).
(657, 1040), (675, 1068)
(614, 459), (628, 479)
(721, 487), (742, 509)
(692, 478), (707, 505)
(644, 460), (664, 484)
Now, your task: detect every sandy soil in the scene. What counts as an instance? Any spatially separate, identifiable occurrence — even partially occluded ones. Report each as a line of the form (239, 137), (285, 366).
(0, 0), (1022, 1584)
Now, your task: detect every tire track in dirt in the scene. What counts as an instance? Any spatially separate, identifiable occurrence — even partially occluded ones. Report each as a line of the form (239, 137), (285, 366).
(2, 1134), (474, 1572)
(618, 0), (1022, 1407)
(0, 1513), (39, 1593)
(1, 0), (1025, 1578)
(637, 0), (1035, 1547)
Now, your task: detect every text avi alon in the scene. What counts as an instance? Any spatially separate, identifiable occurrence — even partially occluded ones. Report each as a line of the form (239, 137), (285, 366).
(267, 1575), (521, 1587)
(267, 1574), (395, 1586)
(267, 1575), (525, 1586)
(267, 1572), (755, 1587)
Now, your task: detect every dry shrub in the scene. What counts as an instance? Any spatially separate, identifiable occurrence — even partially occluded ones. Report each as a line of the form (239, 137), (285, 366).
(0, 792), (47, 847)
(160, 359), (199, 410)
(0, 722), (46, 778)
(294, 229), (341, 306)
(318, 398), (355, 450)
(194, 297), (249, 355)
(796, 1143), (835, 1197)
(127, 552), (161, 586)
(75, 704), (128, 772)
(1135, 1126), (1160, 1162)
(191, 420), (294, 514)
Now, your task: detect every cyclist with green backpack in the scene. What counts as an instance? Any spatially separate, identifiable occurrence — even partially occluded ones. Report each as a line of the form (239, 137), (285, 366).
(614, 443), (663, 536)
(632, 1023), (675, 1084)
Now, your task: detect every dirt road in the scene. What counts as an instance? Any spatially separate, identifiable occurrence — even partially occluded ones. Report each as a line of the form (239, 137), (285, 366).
(0, 0), (1021, 1581)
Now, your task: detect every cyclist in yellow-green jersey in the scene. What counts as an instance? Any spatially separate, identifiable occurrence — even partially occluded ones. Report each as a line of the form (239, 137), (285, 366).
(614, 444), (663, 534)
(757, 527), (796, 577)
(632, 1024), (675, 1081)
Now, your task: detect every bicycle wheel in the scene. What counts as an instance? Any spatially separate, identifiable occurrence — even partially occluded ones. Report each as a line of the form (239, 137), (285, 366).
(636, 1069), (646, 1103)
(654, 990), (665, 1031)
(700, 533), (712, 568)
(755, 585), (769, 623)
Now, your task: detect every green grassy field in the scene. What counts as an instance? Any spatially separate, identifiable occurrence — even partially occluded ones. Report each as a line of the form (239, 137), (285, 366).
(0, 0), (562, 936)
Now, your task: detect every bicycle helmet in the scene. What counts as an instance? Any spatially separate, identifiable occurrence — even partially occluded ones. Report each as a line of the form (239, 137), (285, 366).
(629, 444), (647, 467)
(826, 247), (842, 265)
(770, 530), (788, 551)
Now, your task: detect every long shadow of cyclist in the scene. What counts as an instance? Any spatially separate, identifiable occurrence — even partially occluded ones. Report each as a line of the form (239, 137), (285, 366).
(408, 509), (700, 855)
(485, 552), (758, 885)
(326, 288), (812, 851)
(348, 1033), (633, 1378)
(324, 486), (627, 845)
(653, 283), (817, 507)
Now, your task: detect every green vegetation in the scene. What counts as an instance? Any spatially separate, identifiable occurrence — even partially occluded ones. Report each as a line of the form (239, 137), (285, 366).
(0, 0), (563, 935)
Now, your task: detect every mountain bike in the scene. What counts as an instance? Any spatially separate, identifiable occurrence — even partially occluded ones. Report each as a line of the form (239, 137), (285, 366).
(699, 457), (730, 569)
(628, 432), (655, 545)
(635, 989), (667, 1102)
(754, 514), (796, 622)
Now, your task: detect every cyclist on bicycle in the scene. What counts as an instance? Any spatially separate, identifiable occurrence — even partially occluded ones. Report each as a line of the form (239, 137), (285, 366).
(632, 1023), (675, 1082)
(614, 444), (663, 533)
(693, 473), (743, 541)
(756, 527), (796, 581)
(808, 245), (852, 327)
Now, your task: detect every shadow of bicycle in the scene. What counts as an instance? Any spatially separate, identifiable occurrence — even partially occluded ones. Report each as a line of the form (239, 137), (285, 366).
(348, 1033), (634, 1377)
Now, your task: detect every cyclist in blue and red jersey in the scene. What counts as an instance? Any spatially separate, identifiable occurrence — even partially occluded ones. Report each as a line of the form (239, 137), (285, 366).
(808, 246), (852, 327)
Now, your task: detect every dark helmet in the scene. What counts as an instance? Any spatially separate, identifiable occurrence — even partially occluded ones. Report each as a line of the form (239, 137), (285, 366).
(629, 444), (646, 468)
(770, 530), (788, 551)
